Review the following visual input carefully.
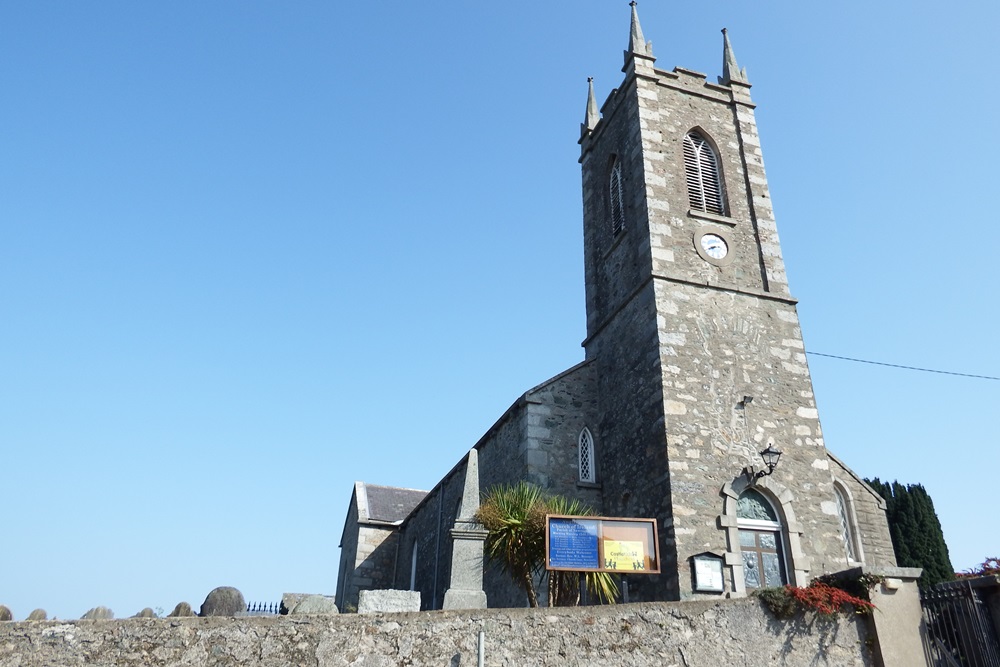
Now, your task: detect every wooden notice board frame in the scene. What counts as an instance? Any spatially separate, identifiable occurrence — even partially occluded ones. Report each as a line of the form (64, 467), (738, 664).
(545, 515), (660, 574)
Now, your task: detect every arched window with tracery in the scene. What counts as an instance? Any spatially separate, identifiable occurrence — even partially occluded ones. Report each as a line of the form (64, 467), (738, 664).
(609, 158), (625, 236)
(834, 483), (860, 562)
(736, 489), (787, 590)
(683, 132), (725, 215)
(578, 427), (596, 483)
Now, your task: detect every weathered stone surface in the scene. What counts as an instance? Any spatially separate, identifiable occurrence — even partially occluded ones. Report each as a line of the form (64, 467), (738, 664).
(290, 595), (338, 615)
(0, 600), (873, 667)
(280, 593), (306, 615)
(166, 602), (194, 617)
(81, 606), (114, 620)
(133, 608), (156, 618)
(199, 587), (245, 617)
(0, 606), (11, 622)
(358, 590), (420, 614)
(26, 609), (47, 621)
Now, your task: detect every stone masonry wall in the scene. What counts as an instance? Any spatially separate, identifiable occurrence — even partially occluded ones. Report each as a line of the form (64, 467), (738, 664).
(0, 599), (873, 667)
(393, 462), (467, 611)
(828, 456), (896, 568)
(522, 362), (602, 506)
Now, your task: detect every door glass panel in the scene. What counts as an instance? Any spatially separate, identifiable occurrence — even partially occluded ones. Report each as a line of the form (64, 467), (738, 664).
(739, 530), (756, 548)
(762, 552), (783, 588)
(759, 533), (776, 549)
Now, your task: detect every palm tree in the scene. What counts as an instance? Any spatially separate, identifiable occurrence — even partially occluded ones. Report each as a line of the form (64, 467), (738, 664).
(475, 482), (618, 607)
(475, 481), (546, 607)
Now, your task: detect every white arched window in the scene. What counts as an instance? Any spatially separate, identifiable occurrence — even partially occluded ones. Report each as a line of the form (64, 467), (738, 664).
(609, 158), (625, 236)
(578, 427), (596, 483)
(736, 489), (787, 590)
(834, 484), (860, 563)
(683, 132), (725, 215)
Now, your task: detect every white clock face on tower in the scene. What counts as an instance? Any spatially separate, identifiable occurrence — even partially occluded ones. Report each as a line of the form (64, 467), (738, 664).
(700, 233), (728, 260)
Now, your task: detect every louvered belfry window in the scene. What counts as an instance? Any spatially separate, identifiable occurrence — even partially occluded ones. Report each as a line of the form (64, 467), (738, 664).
(578, 427), (596, 483)
(683, 132), (725, 215)
(609, 159), (625, 235)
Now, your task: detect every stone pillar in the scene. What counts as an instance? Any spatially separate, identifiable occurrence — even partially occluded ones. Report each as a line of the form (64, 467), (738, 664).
(442, 448), (488, 610)
(836, 566), (927, 667)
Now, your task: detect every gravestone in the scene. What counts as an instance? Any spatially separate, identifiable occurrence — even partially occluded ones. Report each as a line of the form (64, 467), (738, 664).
(27, 609), (47, 621)
(358, 590), (420, 614)
(81, 606), (114, 620)
(200, 587), (246, 617)
(291, 595), (339, 615)
(167, 602), (195, 617)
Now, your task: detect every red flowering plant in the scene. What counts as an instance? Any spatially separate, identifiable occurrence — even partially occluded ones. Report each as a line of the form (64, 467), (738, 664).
(756, 577), (877, 619)
(956, 557), (1000, 578)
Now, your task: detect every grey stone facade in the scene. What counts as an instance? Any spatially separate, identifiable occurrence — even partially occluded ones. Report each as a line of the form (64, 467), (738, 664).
(338, 6), (895, 609)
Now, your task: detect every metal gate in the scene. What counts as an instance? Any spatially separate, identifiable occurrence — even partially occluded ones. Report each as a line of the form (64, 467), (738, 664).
(922, 579), (1000, 667)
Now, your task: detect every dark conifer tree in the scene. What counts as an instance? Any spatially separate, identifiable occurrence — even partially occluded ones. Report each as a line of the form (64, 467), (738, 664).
(866, 478), (954, 589)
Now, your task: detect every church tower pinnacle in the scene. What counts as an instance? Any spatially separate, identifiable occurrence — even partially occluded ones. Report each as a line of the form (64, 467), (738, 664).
(720, 28), (748, 85)
(627, 2), (653, 59)
(581, 77), (600, 138)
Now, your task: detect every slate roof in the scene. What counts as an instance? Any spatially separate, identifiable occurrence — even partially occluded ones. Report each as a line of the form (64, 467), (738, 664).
(364, 484), (428, 524)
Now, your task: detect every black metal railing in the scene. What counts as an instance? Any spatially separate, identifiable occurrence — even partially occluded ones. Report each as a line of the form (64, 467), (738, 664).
(922, 579), (1000, 667)
(245, 601), (281, 615)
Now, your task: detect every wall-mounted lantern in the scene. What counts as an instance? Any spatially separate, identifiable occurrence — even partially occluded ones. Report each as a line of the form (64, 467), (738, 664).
(744, 444), (782, 483)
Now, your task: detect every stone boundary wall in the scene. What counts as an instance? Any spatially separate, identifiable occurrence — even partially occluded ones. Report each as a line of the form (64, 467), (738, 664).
(0, 599), (872, 667)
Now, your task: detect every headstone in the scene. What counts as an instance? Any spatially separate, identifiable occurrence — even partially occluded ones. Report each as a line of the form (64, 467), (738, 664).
(81, 606), (114, 620)
(133, 608), (156, 618)
(0, 606), (12, 621)
(167, 602), (195, 617)
(358, 590), (420, 614)
(291, 595), (339, 615)
(27, 609), (47, 621)
(280, 593), (308, 615)
(199, 587), (246, 617)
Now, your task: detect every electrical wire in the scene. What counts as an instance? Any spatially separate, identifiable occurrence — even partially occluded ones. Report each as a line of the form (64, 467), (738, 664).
(805, 351), (1000, 382)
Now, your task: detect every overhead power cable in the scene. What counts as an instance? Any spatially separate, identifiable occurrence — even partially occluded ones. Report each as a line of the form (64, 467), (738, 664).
(806, 351), (999, 382)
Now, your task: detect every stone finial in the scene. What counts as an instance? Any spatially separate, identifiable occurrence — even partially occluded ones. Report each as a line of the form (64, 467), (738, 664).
(720, 28), (748, 85)
(199, 586), (246, 617)
(26, 609), (47, 621)
(628, 2), (653, 57)
(81, 606), (114, 620)
(0, 605), (12, 622)
(167, 601), (195, 617)
(581, 77), (600, 137)
(133, 607), (156, 618)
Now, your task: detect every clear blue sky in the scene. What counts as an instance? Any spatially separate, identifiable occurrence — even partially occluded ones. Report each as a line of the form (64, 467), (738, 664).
(1, 1), (996, 620)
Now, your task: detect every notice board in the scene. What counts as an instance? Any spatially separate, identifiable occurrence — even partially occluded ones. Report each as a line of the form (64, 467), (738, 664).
(545, 515), (659, 574)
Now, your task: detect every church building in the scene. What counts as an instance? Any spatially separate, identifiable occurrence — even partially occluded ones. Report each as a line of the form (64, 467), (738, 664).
(337, 4), (896, 611)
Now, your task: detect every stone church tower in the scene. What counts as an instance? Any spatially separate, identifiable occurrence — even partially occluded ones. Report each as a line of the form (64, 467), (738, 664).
(578, 4), (891, 600)
(337, 5), (896, 609)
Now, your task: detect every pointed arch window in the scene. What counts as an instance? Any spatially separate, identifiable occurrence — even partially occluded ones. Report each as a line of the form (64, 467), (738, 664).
(834, 484), (860, 562)
(736, 489), (787, 590)
(683, 132), (725, 215)
(609, 158), (625, 236)
(409, 541), (419, 591)
(578, 427), (596, 483)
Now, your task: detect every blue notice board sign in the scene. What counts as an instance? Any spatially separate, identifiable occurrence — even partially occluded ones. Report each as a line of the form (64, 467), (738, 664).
(547, 517), (600, 569)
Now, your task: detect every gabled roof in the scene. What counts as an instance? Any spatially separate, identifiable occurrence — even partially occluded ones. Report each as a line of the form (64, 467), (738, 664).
(363, 484), (428, 524)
